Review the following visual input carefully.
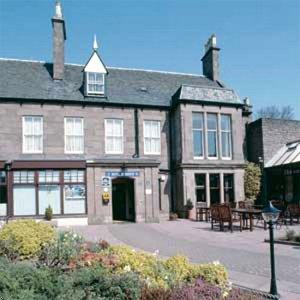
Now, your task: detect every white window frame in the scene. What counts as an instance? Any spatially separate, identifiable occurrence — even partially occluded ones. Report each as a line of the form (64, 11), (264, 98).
(206, 113), (218, 159)
(143, 120), (161, 155)
(192, 113), (204, 159)
(105, 119), (124, 154)
(22, 116), (43, 154)
(64, 117), (84, 154)
(220, 114), (232, 160)
(86, 72), (105, 95)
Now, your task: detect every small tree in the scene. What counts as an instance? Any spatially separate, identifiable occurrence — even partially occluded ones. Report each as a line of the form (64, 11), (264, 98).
(255, 105), (294, 120)
(244, 162), (261, 201)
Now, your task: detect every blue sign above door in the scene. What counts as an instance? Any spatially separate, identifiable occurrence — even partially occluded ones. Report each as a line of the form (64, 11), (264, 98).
(105, 171), (140, 177)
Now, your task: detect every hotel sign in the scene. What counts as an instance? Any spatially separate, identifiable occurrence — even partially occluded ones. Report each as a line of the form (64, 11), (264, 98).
(105, 171), (140, 177)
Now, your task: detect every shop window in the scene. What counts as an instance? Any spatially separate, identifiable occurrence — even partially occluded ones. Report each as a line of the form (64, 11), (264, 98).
(13, 171), (35, 183)
(224, 174), (234, 204)
(38, 171), (60, 215)
(64, 170), (85, 214)
(195, 174), (206, 202)
(209, 174), (220, 204)
(13, 185), (36, 216)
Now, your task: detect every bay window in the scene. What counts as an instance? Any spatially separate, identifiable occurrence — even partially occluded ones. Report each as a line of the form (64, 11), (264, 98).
(105, 119), (123, 154)
(64, 117), (84, 154)
(144, 120), (161, 155)
(22, 116), (43, 153)
(192, 113), (204, 158)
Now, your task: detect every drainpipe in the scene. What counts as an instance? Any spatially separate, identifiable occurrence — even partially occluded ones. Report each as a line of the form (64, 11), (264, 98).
(133, 108), (140, 158)
(168, 110), (175, 212)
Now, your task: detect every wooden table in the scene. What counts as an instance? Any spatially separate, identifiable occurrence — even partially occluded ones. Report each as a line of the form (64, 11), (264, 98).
(232, 208), (262, 231)
(196, 207), (210, 222)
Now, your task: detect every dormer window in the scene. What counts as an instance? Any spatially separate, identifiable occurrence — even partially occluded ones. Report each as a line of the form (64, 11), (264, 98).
(87, 72), (105, 94)
(84, 35), (108, 97)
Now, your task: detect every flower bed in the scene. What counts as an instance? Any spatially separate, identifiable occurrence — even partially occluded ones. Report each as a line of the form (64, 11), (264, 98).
(0, 220), (266, 299)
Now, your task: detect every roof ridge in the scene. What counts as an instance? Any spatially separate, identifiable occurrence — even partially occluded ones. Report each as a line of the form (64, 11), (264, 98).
(108, 66), (205, 77)
(0, 57), (205, 78)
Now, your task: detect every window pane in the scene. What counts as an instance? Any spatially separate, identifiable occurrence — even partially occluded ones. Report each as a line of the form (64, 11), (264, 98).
(208, 132), (217, 157)
(13, 186), (36, 215)
(144, 121), (160, 154)
(210, 174), (220, 205)
(193, 131), (203, 157)
(222, 132), (231, 157)
(221, 115), (231, 131)
(0, 186), (7, 216)
(196, 188), (206, 202)
(64, 185), (85, 214)
(224, 174), (234, 203)
(207, 114), (217, 130)
(0, 171), (6, 184)
(192, 113), (203, 129)
(23, 116), (43, 152)
(38, 185), (60, 215)
(195, 174), (205, 187)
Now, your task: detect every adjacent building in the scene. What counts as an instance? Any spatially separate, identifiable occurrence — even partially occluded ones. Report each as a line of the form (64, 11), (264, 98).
(247, 118), (300, 203)
(0, 1), (251, 224)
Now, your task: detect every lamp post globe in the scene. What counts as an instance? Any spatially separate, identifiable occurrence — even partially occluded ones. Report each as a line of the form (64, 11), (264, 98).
(262, 201), (280, 296)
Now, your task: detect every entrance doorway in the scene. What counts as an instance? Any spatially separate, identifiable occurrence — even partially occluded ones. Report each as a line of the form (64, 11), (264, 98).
(112, 177), (135, 222)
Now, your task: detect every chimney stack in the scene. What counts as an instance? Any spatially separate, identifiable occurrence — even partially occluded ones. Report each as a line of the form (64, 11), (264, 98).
(52, 0), (66, 80)
(201, 34), (220, 81)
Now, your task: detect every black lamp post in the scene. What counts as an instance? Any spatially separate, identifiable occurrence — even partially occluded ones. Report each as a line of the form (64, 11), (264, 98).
(262, 201), (280, 296)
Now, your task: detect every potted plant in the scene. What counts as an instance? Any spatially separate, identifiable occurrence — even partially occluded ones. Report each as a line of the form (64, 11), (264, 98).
(185, 199), (194, 219)
(45, 205), (53, 221)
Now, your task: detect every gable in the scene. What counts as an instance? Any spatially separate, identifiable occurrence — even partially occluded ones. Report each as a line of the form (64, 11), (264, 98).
(84, 52), (107, 74)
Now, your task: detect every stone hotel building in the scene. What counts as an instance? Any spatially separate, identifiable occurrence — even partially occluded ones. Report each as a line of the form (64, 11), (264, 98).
(0, 2), (252, 225)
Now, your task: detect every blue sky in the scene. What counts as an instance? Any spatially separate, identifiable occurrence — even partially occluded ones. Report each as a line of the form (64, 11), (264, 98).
(0, 0), (299, 118)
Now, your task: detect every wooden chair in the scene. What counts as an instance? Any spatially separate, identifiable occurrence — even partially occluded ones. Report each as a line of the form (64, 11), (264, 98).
(211, 204), (242, 232)
(287, 203), (300, 225)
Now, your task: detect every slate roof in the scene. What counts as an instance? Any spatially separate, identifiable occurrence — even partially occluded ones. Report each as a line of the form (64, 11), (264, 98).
(265, 140), (300, 168)
(0, 58), (241, 107)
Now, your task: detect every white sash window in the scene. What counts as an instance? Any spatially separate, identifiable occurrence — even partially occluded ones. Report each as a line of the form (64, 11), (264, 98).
(64, 117), (84, 154)
(144, 120), (161, 155)
(22, 116), (43, 153)
(105, 119), (123, 154)
(221, 114), (232, 159)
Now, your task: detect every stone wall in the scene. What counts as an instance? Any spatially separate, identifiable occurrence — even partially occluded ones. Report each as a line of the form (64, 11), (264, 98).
(247, 118), (300, 165)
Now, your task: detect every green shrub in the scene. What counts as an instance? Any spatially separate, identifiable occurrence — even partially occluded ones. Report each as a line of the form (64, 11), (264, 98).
(45, 205), (53, 221)
(244, 162), (261, 201)
(0, 257), (141, 300)
(0, 220), (55, 259)
(38, 230), (84, 268)
(190, 261), (229, 293)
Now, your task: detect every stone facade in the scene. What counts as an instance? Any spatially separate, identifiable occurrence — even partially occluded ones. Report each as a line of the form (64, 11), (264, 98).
(172, 103), (246, 216)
